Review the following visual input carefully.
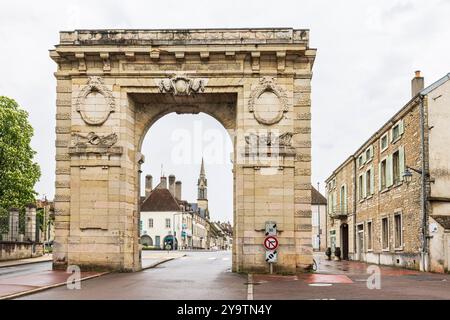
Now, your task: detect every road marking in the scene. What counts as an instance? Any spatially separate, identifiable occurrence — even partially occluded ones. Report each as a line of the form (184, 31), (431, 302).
(247, 274), (254, 300)
(222, 258), (229, 261)
(208, 257), (217, 260)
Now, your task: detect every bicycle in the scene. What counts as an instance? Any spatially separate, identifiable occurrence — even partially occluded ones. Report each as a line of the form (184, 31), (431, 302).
(312, 258), (318, 272)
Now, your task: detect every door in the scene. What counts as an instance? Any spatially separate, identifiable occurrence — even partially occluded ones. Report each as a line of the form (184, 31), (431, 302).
(341, 224), (349, 260)
(356, 224), (364, 261)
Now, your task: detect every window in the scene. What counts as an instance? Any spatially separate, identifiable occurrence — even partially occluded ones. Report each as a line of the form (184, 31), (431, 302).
(391, 120), (404, 142)
(380, 159), (387, 190)
(367, 221), (373, 250)
(358, 154), (365, 168)
(380, 133), (389, 152)
(382, 217), (389, 250)
(393, 150), (400, 184)
(366, 170), (371, 197)
(155, 236), (160, 247)
(394, 213), (403, 248)
(165, 218), (171, 229)
(366, 149), (371, 161)
(358, 174), (364, 200)
(148, 218), (153, 228)
(340, 185), (346, 213)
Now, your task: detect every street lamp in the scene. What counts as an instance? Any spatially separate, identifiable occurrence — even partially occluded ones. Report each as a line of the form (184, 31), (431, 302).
(403, 166), (432, 185)
(403, 167), (413, 184)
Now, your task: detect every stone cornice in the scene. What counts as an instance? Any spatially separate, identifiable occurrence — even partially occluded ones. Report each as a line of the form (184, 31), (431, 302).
(59, 28), (310, 46)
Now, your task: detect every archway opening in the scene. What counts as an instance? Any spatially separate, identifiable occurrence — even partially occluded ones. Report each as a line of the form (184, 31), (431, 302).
(133, 93), (235, 269)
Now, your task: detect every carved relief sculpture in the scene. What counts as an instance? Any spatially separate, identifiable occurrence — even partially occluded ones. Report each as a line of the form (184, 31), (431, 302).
(69, 132), (122, 156)
(75, 76), (116, 125)
(248, 76), (289, 125)
(159, 75), (205, 95)
(244, 132), (295, 156)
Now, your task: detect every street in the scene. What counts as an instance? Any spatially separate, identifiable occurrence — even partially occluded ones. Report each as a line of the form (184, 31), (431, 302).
(18, 250), (247, 300)
(3, 251), (449, 300)
(0, 261), (51, 280)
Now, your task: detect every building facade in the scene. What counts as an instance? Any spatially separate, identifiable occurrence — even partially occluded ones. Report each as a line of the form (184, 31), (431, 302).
(140, 161), (217, 250)
(311, 185), (327, 251)
(326, 72), (450, 273)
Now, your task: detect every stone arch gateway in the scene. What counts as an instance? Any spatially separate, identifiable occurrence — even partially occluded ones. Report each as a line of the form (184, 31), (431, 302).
(50, 28), (316, 273)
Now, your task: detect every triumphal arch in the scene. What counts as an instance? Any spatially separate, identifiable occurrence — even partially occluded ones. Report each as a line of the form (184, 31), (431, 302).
(50, 28), (316, 273)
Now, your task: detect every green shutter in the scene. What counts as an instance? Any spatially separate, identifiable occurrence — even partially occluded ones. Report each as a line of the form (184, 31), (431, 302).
(387, 155), (393, 187)
(344, 185), (347, 212)
(399, 146), (405, 181)
(378, 163), (382, 191)
(370, 167), (375, 194)
(362, 173), (367, 198)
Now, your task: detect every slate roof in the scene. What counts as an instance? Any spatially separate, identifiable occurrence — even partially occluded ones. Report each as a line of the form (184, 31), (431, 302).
(141, 188), (181, 212)
(433, 215), (450, 230)
(311, 185), (327, 205)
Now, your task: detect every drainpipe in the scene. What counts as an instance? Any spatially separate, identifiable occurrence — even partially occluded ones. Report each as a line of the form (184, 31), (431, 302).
(419, 95), (429, 271)
(352, 155), (357, 260)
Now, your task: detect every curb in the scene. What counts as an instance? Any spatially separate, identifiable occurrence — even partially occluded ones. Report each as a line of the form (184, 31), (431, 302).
(0, 272), (109, 300)
(140, 254), (186, 271)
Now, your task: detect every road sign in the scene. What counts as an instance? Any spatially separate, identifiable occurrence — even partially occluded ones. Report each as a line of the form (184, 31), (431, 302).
(264, 236), (279, 250)
(265, 250), (277, 263)
(265, 221), (277, 236)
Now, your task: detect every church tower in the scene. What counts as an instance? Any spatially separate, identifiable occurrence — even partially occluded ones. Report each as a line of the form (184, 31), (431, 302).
(197, 158), (209, 218)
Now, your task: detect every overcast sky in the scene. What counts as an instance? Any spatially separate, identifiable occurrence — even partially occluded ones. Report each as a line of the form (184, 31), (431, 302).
(1, 0), (449, 222)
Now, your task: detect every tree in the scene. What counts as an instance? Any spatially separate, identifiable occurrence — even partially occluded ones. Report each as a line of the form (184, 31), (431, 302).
(0, 96), (41, 210)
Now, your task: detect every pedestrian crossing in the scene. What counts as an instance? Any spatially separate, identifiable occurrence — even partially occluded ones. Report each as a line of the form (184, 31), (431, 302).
(179, 256), (230, 261)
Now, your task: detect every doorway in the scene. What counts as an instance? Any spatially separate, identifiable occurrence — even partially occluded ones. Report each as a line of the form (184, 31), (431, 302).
(340, 223), (349, 260)
(356, 224), (364, 261)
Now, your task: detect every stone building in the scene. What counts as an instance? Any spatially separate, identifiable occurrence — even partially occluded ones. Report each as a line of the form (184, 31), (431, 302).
(311, 185), (327, 251)
(326, 72), (450, 273)
(140, 162), (211, 250)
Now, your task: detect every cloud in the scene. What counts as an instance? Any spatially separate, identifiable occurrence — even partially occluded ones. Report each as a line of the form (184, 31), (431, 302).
(0, 0), (449, 216)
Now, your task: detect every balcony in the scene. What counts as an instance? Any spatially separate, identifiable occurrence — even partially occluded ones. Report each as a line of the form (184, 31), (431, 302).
(328, 206), (349, 219)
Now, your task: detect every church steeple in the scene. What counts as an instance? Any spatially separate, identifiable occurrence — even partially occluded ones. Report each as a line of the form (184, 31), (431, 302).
(197, 158), (207, 200)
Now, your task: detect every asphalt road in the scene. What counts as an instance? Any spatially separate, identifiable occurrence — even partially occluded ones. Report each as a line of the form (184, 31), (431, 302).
(0, 261), (52, 280)
(18, 250), (247, 300)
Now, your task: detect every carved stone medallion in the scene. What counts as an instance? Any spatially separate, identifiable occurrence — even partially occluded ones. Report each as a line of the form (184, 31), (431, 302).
(248, 77), (289, 125)
(159, 75), (205, 95)
(75, 76), (115, 125)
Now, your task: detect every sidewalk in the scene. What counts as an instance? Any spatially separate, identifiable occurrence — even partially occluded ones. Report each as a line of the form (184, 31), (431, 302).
(0, 251), (184, 299)
(251, 252), (450, 299)
(0, 254), (53, 268)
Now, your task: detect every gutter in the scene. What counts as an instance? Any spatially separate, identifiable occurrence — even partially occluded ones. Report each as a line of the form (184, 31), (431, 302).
(419, 95), (429, 271)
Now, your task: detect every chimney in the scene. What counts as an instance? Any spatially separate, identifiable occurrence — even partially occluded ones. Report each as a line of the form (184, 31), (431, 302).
(411, 70), (424, 98)
(175, 181), (182, 200)
(160, 176), (167, 189)
(145, 175), (153, 197)
(169, 175), (176, 196)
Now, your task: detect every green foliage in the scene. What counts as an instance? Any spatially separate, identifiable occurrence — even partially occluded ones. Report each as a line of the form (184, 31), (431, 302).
(0, 96), (41, 210)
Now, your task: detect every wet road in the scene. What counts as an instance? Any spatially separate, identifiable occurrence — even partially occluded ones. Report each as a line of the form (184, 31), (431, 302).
(19, 250), (247, 300)
(0, 261), (52, 280)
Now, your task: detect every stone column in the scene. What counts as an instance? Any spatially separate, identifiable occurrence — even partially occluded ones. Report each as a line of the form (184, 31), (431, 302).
(8, 208), (19, 241)
(25, 205), (37, 242)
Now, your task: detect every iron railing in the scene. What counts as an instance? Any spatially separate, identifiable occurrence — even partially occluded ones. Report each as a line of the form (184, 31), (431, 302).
(328, 205), (349, 219)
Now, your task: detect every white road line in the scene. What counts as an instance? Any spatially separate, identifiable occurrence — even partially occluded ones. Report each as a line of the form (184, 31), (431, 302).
(247, 274), (254, 300)
(222, 258), (229, 261)
(208, 257), (217, 260)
